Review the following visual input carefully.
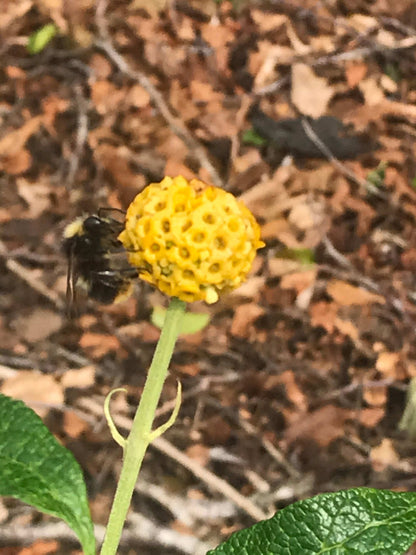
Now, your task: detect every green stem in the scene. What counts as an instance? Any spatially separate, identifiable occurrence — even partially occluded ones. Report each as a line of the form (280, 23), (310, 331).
(100, 297), (186, 555)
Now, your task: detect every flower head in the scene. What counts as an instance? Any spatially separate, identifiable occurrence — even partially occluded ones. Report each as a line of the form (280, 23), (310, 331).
(119, 176), (264, 304)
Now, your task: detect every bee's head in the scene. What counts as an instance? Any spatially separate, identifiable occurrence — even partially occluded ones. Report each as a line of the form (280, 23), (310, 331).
(83, 215), (105, 233)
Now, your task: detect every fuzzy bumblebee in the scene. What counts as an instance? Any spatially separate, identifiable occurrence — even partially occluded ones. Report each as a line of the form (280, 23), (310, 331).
(119, 176), (264, 304)
(63, 211), (137, 306)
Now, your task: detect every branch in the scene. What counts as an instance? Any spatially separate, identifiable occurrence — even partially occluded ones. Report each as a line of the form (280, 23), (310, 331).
(94, 0), (224, 189)
(300, 118), (386, 198)
(0, 240), (64, 311)
(77, 394), (268, 521)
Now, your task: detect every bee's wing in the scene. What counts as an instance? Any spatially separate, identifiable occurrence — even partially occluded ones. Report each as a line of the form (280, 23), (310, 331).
(102, 249), (137, 270)
(66, 243), (79, 316)
(97, 207), (126, 227)
(91, 267), (138, 284)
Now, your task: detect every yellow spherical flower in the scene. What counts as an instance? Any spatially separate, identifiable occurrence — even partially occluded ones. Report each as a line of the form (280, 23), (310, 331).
(119, 176), (264, 304)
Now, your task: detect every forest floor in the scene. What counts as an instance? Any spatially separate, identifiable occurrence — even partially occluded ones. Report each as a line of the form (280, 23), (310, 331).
(1, 0), (416, 553)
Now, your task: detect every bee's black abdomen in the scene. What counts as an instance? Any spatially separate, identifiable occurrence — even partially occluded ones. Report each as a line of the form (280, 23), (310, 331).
(89, 269), (138, 304)
(64, 211), (137, 308)
(88, 278), (121, 304)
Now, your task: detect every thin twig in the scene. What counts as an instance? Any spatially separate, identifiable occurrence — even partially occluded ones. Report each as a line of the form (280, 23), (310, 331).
(254, 75), (290, 97)
(0, 353), (37, 369)
(94, 0), (224, 189)
(205, 396), (301, 480)
(238, 417), (302, 480)
(0, 520), (91, 545)
(152, 435), (269, 521)
(127, 512), (213, 554)
(0, 240), (64, 311)
(230, 93), (253, 163)
(155, 380), (209, 419)
(255, 34), (416, 96)
(320, 236), (391, 295)
(0, 364), (18, 379)
(76, 395), (268, 521)
(66, 85), (89, 188)
(300, 118), (386, 198)
(314, 35), (416, 65)
(0, 517), (210, 554)
(311, 378), (402, 408)
(135, 480), (236, 526)
(379, 16), (416, 37)
(1, 248), (59, 264)
(321, 236), (355, 271)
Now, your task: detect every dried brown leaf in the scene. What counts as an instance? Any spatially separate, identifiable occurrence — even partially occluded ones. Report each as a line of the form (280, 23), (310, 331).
(310, 301), (338, 333)
(94, 144), (146, 191)
(345, 62), (368, 88)
(291, 64), (333, 117)
(359, 408), (384, 428)
(334, 317), (360, 342)
(280, 269), (317, 294)
(230, 303), (264, 338)
(276, 370), (308, 412)
(16, 178), (51, 218)
(268, 258), (303, 277)
(370, 438), (399, 472)
(13, 309), (63, 343)
(327, 280), (385, 306)
(61, 366), (95, 389)
(1, 371), (63, 417)
(180, 362), (203, 377)
(1, 148), (31, 175)
(89, 53), (113, 80)
(19, 540), (60, 555)
(359, 78), (385, 106)
(185, 444), (210, 466)
(285, 405), (352, 446)
(126, 84), (151, 109)
(90, 81), (125, 114)
(79, 333), (121, 358)
(63, 411), (89, 439)
(129, 0), (168, 16)
(347, 14), (377, 33)
(230, 276), (266, 300)
(363, 385), (387, 407)
(0, 116), (43, 159)
(1, 1), (32, 32)
(202, 415), (232, 446)
(376, 352), (401, 378)
(251, 10), (286, 32)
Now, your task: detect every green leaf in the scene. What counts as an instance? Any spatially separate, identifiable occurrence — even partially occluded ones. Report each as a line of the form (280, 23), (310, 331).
(209, 488), (416, 554)
(366, 161), (388, 188)
(242, 129), (268, 146)
(151, 306), (210, 334)
(384, 62), (401, 83)
(27, 23), (58, 54)
(278, 247), (315, 265)
(0, 394), (95, 554)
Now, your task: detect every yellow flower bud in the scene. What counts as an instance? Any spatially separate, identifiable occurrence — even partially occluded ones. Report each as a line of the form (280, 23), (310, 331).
(119, 176), (264, 304)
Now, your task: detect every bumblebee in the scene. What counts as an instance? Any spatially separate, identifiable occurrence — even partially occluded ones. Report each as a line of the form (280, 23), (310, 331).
(63, 209), (138, 307)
